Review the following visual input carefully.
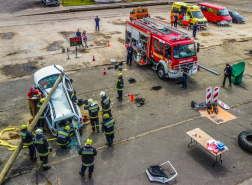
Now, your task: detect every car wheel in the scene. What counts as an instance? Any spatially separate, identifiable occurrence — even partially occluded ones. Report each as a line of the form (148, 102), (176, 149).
(157, 66), (168, 80)
(216, 21), (220, 26)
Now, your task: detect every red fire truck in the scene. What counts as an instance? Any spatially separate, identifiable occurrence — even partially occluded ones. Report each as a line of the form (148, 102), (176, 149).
(125, 17), (200, 80)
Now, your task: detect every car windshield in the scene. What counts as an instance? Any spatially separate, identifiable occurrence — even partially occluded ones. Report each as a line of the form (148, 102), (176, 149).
(219, 9), (229, 16)
(192, 11), (204, 18)
(232, 11), (240, 16)
(173, 44), (196, 59)
(39, 75), (61, 89)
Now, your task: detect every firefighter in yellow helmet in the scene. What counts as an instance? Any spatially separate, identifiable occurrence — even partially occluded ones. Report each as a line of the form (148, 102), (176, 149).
(35, 98), (47, 130)
(78, 139), (97, 178)
(20, 124), (36, 160)
(56, 125), (72, 149)
(115, 73), (124, 101)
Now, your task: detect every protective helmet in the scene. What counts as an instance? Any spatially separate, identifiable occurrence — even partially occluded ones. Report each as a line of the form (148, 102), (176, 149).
(86, 139), (92, 145)
(118, 73), (122, 76)
(21, 124), (28, 129)
(40, 98), (45, 103)
(66, 121), (70, 125)
(103, 114), (109, 119)
(88, 99), (94, 104)
(65, 125), (70, 131)
(30, 87), (35, 91)
(35, 129), (43, 135)
(100, 91), (106, 97)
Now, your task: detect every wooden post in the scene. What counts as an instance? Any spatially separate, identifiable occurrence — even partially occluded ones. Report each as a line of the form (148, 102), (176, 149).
(0, 72), (64, 184)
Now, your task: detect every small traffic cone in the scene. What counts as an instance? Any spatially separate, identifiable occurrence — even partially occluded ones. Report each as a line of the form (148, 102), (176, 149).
(107, 42), (110, 47)
(103, 68), (107, 75)
(140, 58), (144, 65)
(92, 56), (95, 61)
(130, 94), (134, 101)
(197, 65), (200, 71)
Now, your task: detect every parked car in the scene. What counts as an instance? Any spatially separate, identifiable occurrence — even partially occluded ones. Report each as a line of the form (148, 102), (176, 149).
(228, 10), (245, 23)
(34, 65), (83, 136)
(130, 7), (148, 21)
(198, 2), (232, 26)
(41, 0), (60, 6)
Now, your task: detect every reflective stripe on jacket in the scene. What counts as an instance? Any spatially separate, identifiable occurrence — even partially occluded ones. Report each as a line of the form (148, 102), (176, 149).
(56, 129), (70, 146)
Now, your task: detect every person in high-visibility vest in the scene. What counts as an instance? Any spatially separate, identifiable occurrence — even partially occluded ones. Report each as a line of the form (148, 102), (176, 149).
(100, 91), (113, 118)
(78, 139), (97, 178)
(115, 73), (124, 101)
(102, 114), (115, 147)
(84, 99), (100, 133)
(34, 129), (52, 171)
(20, 124), (36, 160)
(35, 98), (47, 130)
(56, 125), (71, 149)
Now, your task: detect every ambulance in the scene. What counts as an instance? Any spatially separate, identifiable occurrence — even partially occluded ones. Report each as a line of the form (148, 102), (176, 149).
(171, 2), (208, 28)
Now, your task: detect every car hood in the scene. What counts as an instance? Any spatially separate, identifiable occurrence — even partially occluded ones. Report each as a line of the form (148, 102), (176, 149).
(220, 15), (232, 21)
(197, 17), (208, 22)
(234, 14), (245, 20)
(34, 65), (63, 85)
(46, 83), (73, 119)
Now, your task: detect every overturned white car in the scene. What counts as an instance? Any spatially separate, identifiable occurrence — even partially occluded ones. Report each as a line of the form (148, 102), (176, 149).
(34, 65), (83, 140)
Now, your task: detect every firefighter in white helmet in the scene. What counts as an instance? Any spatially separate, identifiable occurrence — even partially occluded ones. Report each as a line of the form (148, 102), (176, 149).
(100, 91), (112, 118)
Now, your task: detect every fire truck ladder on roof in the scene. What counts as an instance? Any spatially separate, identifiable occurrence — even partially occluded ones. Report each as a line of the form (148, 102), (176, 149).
(134, 21), (164, 36)
(143, 17), (188, 36)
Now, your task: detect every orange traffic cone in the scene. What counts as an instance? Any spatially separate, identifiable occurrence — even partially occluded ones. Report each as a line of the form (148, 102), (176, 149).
(107, 42), (110, 47)
(103, 68), (107, 75)
(130, 94), (134, 101)
(92, 56), (95, 61)
(140, 58), (144, 65)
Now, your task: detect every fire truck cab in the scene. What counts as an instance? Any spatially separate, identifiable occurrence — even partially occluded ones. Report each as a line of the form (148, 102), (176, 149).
(125, 17), (200, 80)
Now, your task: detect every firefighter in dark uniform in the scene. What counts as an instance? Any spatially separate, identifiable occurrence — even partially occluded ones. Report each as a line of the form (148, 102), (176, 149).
(79, 139), (97, 178)
(35, 98), (47, 130)
(84, 99), (100, 133)
(100, 91), (113, 118)
(69, 90), (79, 104)
(56, 125), (71, 149)
(34, 129), (52, 171)
(102, 114), (115, 147)
(115, 73), (124, 101)
(20, 124), (36, 160)
(181, 65), (189, 90)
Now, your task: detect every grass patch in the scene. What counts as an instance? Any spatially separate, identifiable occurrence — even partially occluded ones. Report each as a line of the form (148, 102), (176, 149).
(123, 0), (151, 2)
(61, 0), (94, 6)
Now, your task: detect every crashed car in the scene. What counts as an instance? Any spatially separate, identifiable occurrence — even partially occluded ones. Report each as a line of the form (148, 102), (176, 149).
(34, 65), (83, 136)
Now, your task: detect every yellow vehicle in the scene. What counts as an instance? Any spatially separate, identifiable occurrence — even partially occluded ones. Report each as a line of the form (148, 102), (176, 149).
(171, 2), (208, 27)
(130, 7), (148, 21)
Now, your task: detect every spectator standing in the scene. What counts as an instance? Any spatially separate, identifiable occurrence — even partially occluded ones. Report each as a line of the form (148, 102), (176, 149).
(76, 29), (83, 48)
(221, 64), (233, 87)
(174, 14), (178, 28)
(82, 30), (88, 48)
(95, 16), (100, 31)
(192, 23), (199, 38)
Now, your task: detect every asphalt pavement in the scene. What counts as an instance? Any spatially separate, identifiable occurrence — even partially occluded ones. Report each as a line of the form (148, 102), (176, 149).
(1, 63), (252, 185)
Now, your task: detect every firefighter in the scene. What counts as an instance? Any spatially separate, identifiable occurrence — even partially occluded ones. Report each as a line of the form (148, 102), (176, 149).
(34, 129), (52, 171)
(102, 114), (115, 147)
(69, 90), (78, 104)
(56, 125), (71, 149)
(20, 124), (36, 160)
(181, 65), (189, 90)
(78, 139), (97, 178)
(35, 98), (47, 130)
(115, 73), (124, 101)
(84, 99), (100, 133)
(100, 91), (113, 118)
(126, 44), (133, 66)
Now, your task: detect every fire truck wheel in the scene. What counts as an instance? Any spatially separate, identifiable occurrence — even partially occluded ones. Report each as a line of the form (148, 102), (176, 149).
(157, 66), (168, 80)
